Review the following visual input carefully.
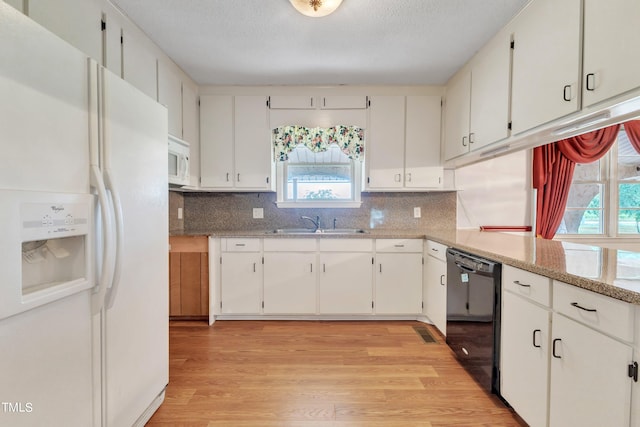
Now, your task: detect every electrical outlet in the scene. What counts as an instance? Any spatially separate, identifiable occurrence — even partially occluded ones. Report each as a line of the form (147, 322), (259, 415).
(413, 207), (421, 218)
(253, 208), (264, 219)
(177, 207), (183, 220)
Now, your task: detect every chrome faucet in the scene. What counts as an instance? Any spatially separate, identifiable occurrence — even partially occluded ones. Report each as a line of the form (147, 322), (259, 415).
(301, 215), (321, 232)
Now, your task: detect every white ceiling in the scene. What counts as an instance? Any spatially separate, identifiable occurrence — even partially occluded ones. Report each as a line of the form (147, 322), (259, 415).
(111, 0), (530, 86)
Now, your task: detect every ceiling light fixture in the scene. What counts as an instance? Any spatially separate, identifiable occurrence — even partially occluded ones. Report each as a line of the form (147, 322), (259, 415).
(289, 0), (343, 17)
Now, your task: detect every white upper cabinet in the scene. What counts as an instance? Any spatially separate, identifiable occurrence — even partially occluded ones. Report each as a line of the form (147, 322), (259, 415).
(321, 96), (367, 109)
(582, 0), (640, 107)
(121, 25), (158, 101)
(367, 95), (442, 190)
(158, 60), (183, 138)
(510, 0), (581, 134)
(200, 95), (234, 188)
(444, 72), (472, 160)
(367, 96), (406, 189)
(200, 95), (272, 190)
(269, 96), (315, 109)
(404, 95), (442, 188)
(444, 28), (511, 161)
(234, 96), (272, 189)
(182, 79), (199, 145)
(102, 7), (123, 77)
(469, 29), (511, 150)
(28, 0), (102, 63)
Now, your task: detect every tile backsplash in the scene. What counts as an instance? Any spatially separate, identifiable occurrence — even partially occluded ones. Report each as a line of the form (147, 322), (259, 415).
(176, 191), (456, 233)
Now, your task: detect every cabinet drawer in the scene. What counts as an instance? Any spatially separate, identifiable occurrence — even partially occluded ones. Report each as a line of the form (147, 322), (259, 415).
(426, 240), (447, 262)
(319, 238), (372, 252)
(376, 239), (423, 253)
(264, 238), (316, 252)
(502, 265), (551, 307)
(553, 280), (634, 342)
(223, 238), (261, 252)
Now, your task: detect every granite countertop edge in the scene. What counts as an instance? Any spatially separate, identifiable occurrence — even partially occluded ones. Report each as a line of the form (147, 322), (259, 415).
(171, 228), (640, 305)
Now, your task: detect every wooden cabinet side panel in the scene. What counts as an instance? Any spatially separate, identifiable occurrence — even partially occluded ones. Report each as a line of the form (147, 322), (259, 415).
(200, 253), (209, 315)
(180, 252), (202, 316)
(169, 252), (182, 316)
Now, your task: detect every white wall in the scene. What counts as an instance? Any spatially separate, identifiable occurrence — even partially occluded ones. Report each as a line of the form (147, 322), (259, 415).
(455, 149), (532, 229)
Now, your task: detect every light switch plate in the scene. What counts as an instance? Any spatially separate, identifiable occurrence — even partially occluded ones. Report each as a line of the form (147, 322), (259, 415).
(413, 207), (421, 218)
(253, 208), (264, 219)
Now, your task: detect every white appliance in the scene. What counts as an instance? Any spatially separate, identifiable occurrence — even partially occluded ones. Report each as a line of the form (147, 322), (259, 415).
(0, 4), (168, 427)
(168, 135), (190, 186)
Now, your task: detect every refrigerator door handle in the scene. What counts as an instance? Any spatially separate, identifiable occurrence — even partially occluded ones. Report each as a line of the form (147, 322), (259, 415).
(91, 164), (115, 314)
(104, 168), (124, 309)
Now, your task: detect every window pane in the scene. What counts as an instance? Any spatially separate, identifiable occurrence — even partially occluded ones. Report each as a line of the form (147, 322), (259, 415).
(557, 208), (603, 234)
(572, 160), (601, 181)
(565, 183), (602, 208)
(618, 128), (640, 181)
(618, 209), (640, 235)
(286, 163), (352, 201)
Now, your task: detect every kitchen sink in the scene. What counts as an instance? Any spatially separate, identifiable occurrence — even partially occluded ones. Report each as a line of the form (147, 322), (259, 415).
(266, 228), (368, 235)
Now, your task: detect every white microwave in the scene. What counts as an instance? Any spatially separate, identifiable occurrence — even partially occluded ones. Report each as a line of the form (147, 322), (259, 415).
(168, 135), (190, 186)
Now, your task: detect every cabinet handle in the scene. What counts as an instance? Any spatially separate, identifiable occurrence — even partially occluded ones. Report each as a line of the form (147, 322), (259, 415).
(253, 262), (256, 273)
(394, 173), (402, 182)
(406, 173), (412, 182)
(431, 248), (438, 252)
(586, 73), (596, 91)
(570, 302), (597, 312)
(513, 280), (531, 288)
(310, 263), (313, 273)
(323, 263), (326, 273)
(440, 274), (445, 286)
(532, 329), (541, 348)
(469, 133), (475, 144)
(552, 338), (562, 359)
(235, 243), (246, 247)
(237, 173), (240, 182)
(394, 244), (405, 248)
(462, 136), (468, 147)
(379, 264), (382, 273)
(563, 85), (572, 102)
(226, 172), (230, 182)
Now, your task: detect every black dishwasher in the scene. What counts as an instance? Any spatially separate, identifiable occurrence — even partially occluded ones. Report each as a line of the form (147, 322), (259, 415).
(446, 248), (502, 395)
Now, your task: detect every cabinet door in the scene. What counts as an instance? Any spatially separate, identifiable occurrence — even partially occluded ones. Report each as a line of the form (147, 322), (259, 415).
(549, 314), (633, 427)
(501, 291), (550, 427)
(444, 72), (471, 160)
(263, 252), (316, 314)
(583, 0), (640, 107)
(269, 95), (314, 109)
(319, 252), (372, 314)
(234, 96), (272, 189)
(121, 25), (158, 100)
(158, 60), (183, 138)
(366, 96), (405, 189)
(511, 0), (581, 134)
(321, 96), (367, 109)
(200, 95), (234, 188)
(375, 253), (422, 314)
(182, 80), (199, 145)
(405, 95), (443, 188)
(220, 253), (262, 314)
(469, 30), (511, 150)
(28, 0), (102, 63)
(424, 255), (447, 335)
(102, 7), (123, 76)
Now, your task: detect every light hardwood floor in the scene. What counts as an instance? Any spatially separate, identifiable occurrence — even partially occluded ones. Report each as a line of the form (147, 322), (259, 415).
(147, 320), (526, 426)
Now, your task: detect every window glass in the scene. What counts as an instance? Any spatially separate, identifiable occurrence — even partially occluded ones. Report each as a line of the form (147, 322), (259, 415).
(557, 162), (604, 235)
(617, 129), (640, 235)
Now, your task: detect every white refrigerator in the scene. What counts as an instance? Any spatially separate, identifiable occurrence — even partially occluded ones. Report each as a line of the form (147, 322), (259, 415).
(0, 4), (169, 426)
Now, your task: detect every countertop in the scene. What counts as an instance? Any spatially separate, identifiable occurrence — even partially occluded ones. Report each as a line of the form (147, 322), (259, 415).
(172, 228), (640, 305)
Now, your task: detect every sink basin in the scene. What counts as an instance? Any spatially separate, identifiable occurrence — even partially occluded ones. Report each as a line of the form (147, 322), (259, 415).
(266, 228), (368, 235)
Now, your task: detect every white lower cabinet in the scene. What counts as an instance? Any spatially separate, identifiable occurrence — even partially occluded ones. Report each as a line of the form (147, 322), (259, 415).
(319, 251), (373, 314)
(263, 239), (317, 314)
(375, 239), (423, 314)
(424, 240), (447, 335)
(501, 291), (550, 427)
(220, 239), (262, 314)
(549, 313), (633, 427)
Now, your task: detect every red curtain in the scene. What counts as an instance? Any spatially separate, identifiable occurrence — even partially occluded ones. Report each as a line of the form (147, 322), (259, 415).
(624, 120), (640, 153)
(533, 124), (620, 239)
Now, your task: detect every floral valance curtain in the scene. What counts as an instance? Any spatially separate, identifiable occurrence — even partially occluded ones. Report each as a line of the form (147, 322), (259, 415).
(272, 125), (364, 161)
